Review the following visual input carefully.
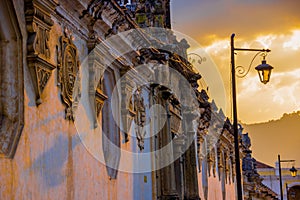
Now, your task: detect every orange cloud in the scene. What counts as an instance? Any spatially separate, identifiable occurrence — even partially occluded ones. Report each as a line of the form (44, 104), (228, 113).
(172, 0), (300, 46)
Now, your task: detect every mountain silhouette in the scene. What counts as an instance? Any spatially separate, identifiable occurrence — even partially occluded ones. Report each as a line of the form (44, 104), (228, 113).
(242, 111), (300, 168)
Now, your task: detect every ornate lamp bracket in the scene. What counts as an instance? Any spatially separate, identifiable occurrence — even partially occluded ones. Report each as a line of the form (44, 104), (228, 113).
(235, 52), (269, 78)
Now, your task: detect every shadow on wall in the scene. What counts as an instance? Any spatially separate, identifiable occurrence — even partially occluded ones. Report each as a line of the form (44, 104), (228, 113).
(29, 133), (80, 189)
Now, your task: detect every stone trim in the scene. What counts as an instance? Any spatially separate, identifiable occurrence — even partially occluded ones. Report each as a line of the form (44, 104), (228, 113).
(0, 0), (24, 158)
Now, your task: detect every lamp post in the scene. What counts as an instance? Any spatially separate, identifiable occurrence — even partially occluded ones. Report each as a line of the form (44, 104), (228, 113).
(278, 154), (298, 200)
(230, 33), (273, 200)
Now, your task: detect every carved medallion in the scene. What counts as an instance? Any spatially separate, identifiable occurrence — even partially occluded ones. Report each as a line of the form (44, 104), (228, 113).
(57, 29), (80, 120)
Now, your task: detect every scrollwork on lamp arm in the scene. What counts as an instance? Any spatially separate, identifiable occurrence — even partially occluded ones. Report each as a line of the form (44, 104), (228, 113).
(235, 52), (268, 78)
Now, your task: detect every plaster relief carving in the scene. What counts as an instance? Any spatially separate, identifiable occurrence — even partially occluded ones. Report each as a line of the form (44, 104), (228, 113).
(94, 65), (107, 119)
(81, 0), (134, 38)
(30, 23), (51, 58)
(217, 144), (224, 180)
(37, 65), (51, 92)
(95, 91), (108, 117)
(120, 69), (135, 143)
(133, 88), (146, 151)
(224, 152), (230, 184)
(57, 29), (81, 120)
(80, 0), (109, 21)
(230, 149), (235, 182)
(87, 33), (108, 127)
(25, 0), (57, 105)
(95, 71), (107, 118)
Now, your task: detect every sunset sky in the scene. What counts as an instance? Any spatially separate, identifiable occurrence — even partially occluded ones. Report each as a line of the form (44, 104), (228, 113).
(171, 0), (300, 167)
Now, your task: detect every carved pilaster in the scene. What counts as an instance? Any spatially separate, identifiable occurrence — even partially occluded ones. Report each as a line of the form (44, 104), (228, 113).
(212, 147), (216, 178)
(133, 88), (146, 150)
(120, 69), (136, 143)
(25, 0), (57, 105)
(170, 104), (184, 158)
(173, 133), (185, 159)
(230, 148), (236, 183)
(57, 29), (80, 120)
(224, 151), (231, 184)
(197, 133), (204, 172)
(206, 145), (217, 178)
(87, 34), (108, 127)
(217, 144), (224, 180)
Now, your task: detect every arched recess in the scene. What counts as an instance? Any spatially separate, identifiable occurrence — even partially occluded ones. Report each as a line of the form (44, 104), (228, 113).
(288, 185), (300, 200)
(0, 0), (24, 158)
(102, 67), (120, 179)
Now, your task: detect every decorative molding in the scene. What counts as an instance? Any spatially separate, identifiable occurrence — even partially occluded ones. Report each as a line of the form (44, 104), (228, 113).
(230, 149), (236, 183)
(170, 103), (184, 158)
(207, 149), (212, 177)
(169, 104), (181, 134)
(217, 144), (224, 180)
(25, 0), (57, 105)
(120, 68), (136, 143)
(87, 30), (102, 53)
(211, 147), (216, 178)
(197, 134), (204, 173)
(224, 152), (230, 184)
(87, 34), (108, 127)
(80, 0), (109, 21)
(57, 28), (81, 120)
(133, 88), (146, 151)
(95, 90), (108, 117)
(80, 0), (135, 38)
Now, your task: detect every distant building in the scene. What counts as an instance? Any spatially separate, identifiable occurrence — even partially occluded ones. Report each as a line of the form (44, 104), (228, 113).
(257, 161), (300, 200)
(241, 133), (278, 200)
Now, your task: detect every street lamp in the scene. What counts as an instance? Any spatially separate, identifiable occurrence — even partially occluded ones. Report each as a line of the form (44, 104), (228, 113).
(278, 154), (298, 200)
(290, 166), (298, 177)
(255, 57), (274, 84)
(230, 33), (273, 200)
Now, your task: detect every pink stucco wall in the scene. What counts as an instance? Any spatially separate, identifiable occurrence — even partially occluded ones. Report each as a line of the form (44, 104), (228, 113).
(198, 169), (236, 200)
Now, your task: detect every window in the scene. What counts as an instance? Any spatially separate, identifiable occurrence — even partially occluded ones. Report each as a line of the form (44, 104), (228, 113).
(102, 67), (120, 179)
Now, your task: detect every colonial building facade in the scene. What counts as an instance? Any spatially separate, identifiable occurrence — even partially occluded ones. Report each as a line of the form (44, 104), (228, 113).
(0, 0), (278, 199)
(257, 161), (300, 200)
